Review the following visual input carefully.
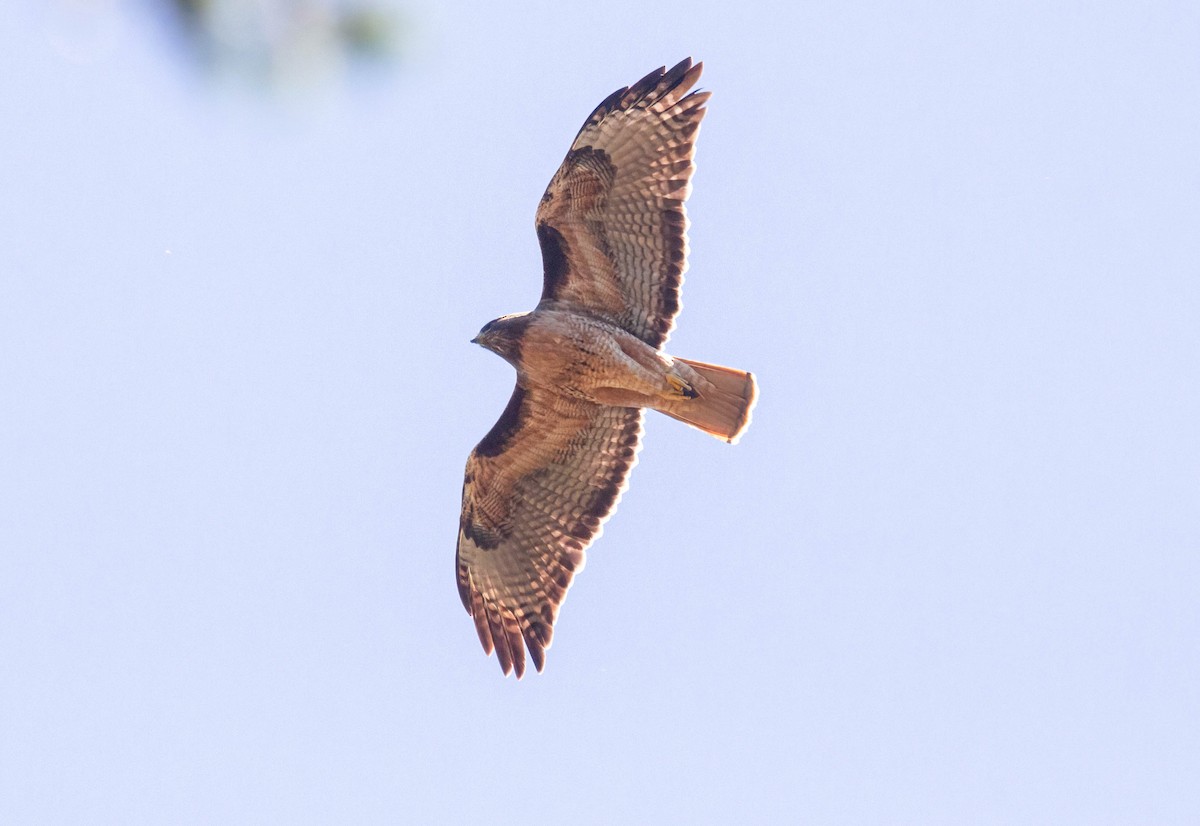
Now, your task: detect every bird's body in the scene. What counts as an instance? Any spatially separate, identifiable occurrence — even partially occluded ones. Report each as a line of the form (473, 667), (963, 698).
(477, 308), (691, 408)
(457, 59), (757, 677)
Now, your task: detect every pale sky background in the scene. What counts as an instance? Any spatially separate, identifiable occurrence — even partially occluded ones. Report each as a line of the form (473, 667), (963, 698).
(2, 1), (1198, 823)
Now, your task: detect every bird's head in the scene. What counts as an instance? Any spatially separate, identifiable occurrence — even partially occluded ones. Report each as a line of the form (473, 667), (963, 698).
(471, 312), (531, 365)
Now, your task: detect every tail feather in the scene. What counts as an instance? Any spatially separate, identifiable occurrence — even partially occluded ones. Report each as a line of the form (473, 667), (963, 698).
(658, 358), (757, 444)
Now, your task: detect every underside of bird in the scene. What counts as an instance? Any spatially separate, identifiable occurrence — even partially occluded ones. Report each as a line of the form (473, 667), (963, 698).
(456, 57), (761, 679)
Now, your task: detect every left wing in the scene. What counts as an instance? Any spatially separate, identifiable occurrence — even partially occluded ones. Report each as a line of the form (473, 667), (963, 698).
(456, 384), (643, 677)
(535, 58), (709, 349)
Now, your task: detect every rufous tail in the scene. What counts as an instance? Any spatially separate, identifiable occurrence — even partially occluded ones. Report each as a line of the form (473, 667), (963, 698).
(657, 358), (757, 444)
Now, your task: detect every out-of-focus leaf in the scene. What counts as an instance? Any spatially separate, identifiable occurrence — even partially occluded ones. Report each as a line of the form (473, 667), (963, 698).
(156, 0), (408, 91)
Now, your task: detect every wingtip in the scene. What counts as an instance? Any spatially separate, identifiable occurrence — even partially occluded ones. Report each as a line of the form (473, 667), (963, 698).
(664, 58), (705, 104)
(494, 645), (540, 679)
(532, 644), (547, 674)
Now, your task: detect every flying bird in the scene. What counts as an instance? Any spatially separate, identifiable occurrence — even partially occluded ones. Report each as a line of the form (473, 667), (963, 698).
(457, 58), (757, 677)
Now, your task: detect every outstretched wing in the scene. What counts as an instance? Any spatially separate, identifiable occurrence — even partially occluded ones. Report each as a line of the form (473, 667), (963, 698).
(456, 384), (643, 677)
(535, 58), (709, 349)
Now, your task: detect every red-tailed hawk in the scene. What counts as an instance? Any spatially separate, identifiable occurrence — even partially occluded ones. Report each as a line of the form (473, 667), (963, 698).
(457, 58), (757, 677)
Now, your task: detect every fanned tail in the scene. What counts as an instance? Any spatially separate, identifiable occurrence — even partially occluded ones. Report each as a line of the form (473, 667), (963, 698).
(657, 358), (757, 444)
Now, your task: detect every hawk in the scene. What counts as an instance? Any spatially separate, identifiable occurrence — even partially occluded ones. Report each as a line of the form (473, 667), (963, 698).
(457, 58), (757, 677)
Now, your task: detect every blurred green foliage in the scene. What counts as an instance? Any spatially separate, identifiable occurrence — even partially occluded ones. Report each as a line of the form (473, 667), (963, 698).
(160, 0), (407, 89)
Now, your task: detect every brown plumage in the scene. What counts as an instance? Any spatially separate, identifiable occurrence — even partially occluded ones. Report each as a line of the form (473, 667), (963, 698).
(457, 59), (758, 677)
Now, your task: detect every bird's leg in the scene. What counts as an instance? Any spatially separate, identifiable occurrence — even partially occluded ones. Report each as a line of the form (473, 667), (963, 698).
(610, 330), (699, 400)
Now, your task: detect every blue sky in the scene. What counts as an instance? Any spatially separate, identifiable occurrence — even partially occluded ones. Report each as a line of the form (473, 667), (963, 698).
(2, 1), (1198, 822)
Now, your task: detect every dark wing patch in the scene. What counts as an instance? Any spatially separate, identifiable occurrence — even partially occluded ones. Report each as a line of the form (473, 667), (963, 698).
(457, 387), (643, 677)
(537, 224), (571, 301)
(474, 385), (527, 459)
(535, 58), (709, 348)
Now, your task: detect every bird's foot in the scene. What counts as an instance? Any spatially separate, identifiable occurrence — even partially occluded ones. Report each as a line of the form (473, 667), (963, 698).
(666, 373), (699, 399)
